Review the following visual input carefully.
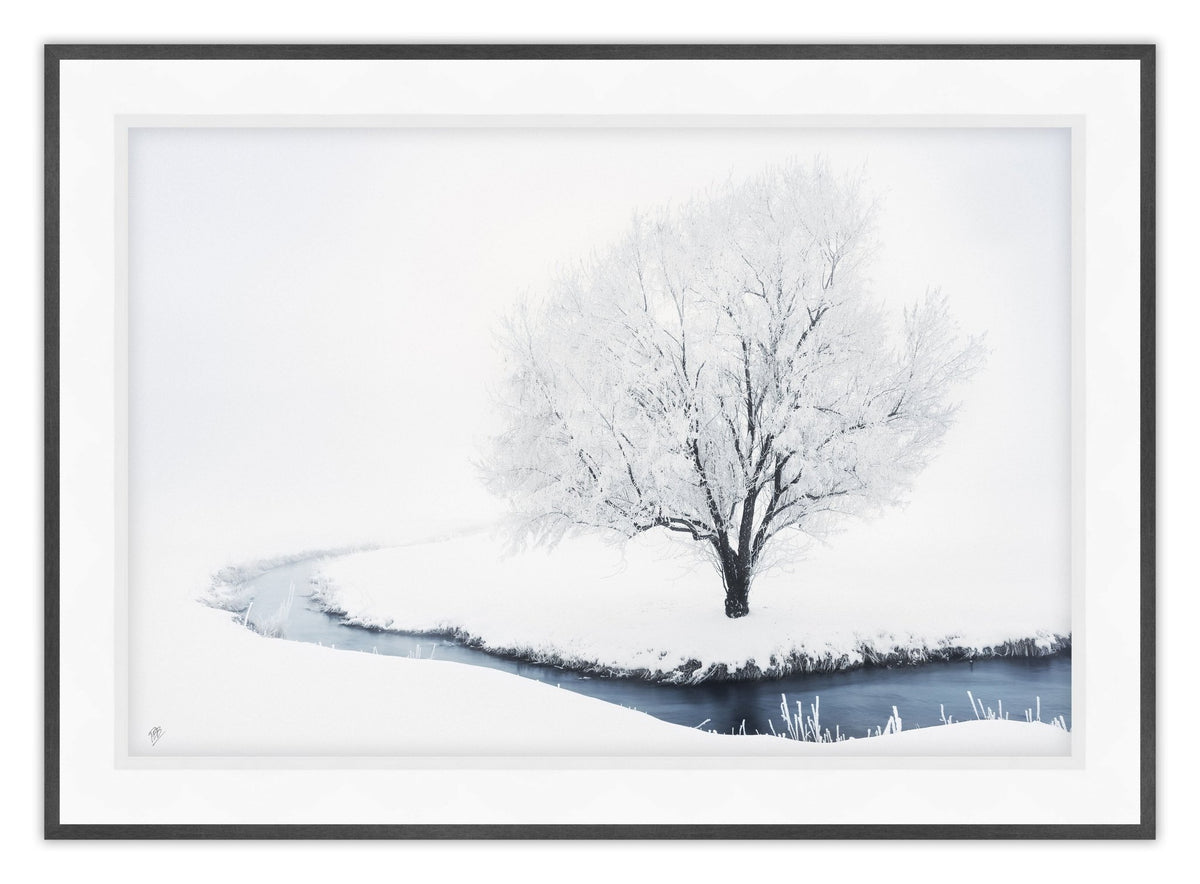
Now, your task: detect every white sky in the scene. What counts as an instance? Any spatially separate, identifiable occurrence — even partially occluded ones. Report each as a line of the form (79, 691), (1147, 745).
(127, 125), (1070, 617)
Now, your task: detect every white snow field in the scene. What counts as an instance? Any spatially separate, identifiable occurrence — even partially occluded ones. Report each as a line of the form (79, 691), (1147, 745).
(311, 529), (1070, 683)
(152, 601), (1068, 757)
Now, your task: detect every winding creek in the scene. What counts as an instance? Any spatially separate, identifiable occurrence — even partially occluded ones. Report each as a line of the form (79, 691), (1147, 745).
(236, 559), (1071, 737)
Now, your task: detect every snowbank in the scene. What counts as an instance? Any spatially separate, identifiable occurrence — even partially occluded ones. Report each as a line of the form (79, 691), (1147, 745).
(146, 603), (1068, 757)
(311, 530), (1069, 683)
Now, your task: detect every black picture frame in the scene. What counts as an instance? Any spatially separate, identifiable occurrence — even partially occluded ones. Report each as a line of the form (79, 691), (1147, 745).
(43, 42), (1156, 840)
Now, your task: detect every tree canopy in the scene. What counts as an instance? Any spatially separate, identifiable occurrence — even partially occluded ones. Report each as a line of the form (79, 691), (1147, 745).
(484, 159), (984, 617)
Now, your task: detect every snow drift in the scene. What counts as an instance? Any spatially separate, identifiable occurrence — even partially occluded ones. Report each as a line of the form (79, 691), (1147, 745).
(308, 530), (1069, 684)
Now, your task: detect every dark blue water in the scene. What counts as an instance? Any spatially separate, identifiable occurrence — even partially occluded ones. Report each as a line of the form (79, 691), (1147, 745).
(239, 560), (1071, 737)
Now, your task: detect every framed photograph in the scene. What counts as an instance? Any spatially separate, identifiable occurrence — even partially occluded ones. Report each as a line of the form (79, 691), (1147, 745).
(45, 44), (1155, 838)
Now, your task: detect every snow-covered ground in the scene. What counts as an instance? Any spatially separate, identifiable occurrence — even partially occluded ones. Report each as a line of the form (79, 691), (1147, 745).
(145, 600), (1068, 757)
(310, 529), (1070, 683)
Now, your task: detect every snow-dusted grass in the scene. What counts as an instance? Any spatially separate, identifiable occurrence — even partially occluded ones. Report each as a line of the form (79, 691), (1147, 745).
(204, 543), (378, 615)
(311, 530), (1069, 683)
(759, 692), (1068, 743)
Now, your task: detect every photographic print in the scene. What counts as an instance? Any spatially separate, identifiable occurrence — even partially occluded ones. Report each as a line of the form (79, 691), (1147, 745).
(127, 124), (1071, 757)
(46, 45), (1153, 837)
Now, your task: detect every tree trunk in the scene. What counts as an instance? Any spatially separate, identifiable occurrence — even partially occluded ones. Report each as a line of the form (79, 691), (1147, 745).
(723, 569), (751, 618)
(713, 532), (752, 618)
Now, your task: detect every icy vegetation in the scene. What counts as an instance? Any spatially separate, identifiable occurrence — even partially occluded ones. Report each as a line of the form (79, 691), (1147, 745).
(309, 532), (1069, 684)
(203, 543), (378, 616)
(484, 158), (984, 618)
(755, 692), (1069, 743)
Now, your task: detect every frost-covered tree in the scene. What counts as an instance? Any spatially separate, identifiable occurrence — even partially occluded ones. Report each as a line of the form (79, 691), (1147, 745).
(484, 159), (984, 618)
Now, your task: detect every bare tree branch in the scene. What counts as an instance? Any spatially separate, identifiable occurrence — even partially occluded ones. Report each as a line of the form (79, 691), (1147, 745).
(483, 158), (984, 617)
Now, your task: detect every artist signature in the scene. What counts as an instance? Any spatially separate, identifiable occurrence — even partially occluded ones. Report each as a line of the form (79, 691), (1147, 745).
(148, 726), (164, 747)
